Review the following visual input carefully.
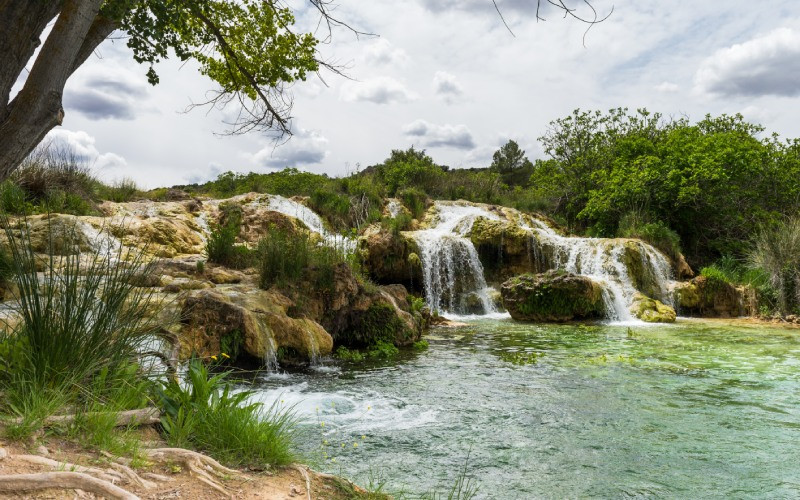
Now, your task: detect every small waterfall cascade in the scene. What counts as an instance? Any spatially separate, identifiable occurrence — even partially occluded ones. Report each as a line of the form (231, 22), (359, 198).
(517, 214), (675, 321)
(261, 195), (356, 253)
(264, 335), (279, 373)
(386, 199), (403, 218)
(411, 202), (501, 316)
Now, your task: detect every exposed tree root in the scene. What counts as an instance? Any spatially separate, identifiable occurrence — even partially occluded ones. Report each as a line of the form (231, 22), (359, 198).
(0, 445), (250, 498)
(292, 464), (313, 500)
(0, 471), (139, 500)
(144, 448), (240, 495)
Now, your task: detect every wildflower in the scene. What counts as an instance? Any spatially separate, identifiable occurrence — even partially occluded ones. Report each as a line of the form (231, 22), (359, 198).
(320, 422), (325, 427)
(210, 355), (217, 361)
(221, 352), (230, 359)
(353, 442), (358, 448)
(361, 435), (366, 440)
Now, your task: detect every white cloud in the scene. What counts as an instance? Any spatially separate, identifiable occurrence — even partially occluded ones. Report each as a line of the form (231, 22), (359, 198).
(694, 27), (800, 98)
(248, 128), (329, 168)
(655, 81), (680, 93)
(64, 62), (149, 120)
(364, 39), (409, 65)
(403, 119), (476, 149)
(46, 129), (128, 171)
(432, 71), (465, 103)
(340, 76), (417, 104)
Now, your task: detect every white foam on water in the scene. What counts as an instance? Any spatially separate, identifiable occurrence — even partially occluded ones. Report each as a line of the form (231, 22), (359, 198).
(250, 382), (438, 433)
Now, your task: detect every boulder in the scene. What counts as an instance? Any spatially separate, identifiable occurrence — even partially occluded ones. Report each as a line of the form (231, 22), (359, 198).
(674, 276), (751, 318)
(14, 215), (96, 255)
(179, 287), (333, 364)
(501, 270), (606, 322)
(297, 262), (424, 347)
(629, 293), (676, 323)
(357, 224), (421, 287)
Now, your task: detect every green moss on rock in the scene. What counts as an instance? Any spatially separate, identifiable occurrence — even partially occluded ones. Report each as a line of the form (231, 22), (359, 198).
(501, 270), (606, 322)
(629, 293), (676, 323)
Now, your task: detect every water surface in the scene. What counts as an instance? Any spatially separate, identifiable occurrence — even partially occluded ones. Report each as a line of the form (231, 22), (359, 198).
(252, 318), (800, 498)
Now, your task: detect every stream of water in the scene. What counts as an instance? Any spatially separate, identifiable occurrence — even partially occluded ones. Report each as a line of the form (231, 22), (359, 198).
(252, 318), (800, 498)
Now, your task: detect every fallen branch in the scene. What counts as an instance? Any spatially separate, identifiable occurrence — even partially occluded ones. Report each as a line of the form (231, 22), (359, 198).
(0, 472), (139, 500)
(9, 407), (161, 428)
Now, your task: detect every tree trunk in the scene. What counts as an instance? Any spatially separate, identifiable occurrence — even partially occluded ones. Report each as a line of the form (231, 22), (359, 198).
(0, 0), (65, 121)
(0, 0), (111, 181)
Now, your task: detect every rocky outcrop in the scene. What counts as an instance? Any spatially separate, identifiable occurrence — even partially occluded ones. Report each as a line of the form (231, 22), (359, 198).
(294, 262), (424, 348)
(501, 270), (606, 322)
(357, 224), (422, 287)
(674, 276), (754, 318)
(629, 293), (676, 323)
(469, 217), (549, 281)
(179, 287), (333, 364)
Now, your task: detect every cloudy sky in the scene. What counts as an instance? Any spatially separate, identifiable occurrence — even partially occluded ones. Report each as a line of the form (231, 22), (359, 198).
(29, 0), (800, 188)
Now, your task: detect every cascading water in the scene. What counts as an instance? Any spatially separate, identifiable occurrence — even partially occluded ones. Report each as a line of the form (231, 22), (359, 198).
(411, 202), (501, 316)
(518, 214), (675, 321)
(262, 195), (356, 253)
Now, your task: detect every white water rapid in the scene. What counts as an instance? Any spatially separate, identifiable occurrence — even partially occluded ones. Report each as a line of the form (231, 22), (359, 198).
(411, 202), (502, 316)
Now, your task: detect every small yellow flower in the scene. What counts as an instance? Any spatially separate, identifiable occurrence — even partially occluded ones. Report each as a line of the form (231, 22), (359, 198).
(353, 442), (358, 448)
(341, 443), (345, 448)
(320, 422), (325, 427)
(221, 352), (230, 359)
(361, 435), (366, 440)
(210, 355), (217, 361)
(367, 406), (371, 411)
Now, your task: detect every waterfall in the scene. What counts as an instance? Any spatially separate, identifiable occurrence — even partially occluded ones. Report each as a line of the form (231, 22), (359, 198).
(519, 215), (675, 321)
(264, 335), (279, 373)
(260, 195), (356, 253)
(411, 202), (500, 316)
(407, 202), (676, 321)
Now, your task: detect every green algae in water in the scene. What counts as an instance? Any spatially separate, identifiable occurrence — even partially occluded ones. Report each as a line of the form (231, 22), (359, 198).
(256, 319), (800, 498)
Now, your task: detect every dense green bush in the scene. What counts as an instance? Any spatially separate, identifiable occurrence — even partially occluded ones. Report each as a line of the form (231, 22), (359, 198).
(98, 178), (140, 203)
(257, 225), (352, 292)
(529, 108), (800, 266)
(397, 187), (427, 219)
(205, 203), (254, 269)
(618, 214), (681, 261)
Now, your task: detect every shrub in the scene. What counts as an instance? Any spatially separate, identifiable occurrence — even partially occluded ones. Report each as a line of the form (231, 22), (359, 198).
(0, 218), (162, 433)
(618, 214), (682, 261)
(99, 178), (140, 203)
(155, 359), (296, 467)
(749, 216), (800, 314)
(397, 187), (427, 219)
(257, 225), (352, 292)
(206, 204), (253, 269)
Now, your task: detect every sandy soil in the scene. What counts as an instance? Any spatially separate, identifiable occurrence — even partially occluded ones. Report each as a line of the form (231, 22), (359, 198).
(0, 433), (368, 500)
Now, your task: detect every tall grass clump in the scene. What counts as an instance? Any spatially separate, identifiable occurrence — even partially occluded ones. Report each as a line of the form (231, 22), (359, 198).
(258, 225), (352, 292)
(0, 217), (161, 434)
(8, 141), (97, 215)
(397, 187), (427, 220)
(99, 178), (140, 203)
(155, 359), (296, 467)
(205, 202), (253, 269)
(749, 216), (800, 314)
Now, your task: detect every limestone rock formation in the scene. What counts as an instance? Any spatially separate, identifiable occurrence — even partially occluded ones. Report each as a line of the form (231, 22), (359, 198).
(501, 270), (606, 322)
(629, 293), (676, 323)
(179, 287), (333, 363)
(673, 276), (754, 318)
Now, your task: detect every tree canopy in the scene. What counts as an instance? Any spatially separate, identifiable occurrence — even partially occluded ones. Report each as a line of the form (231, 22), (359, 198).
(0, 0), (331, 180)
